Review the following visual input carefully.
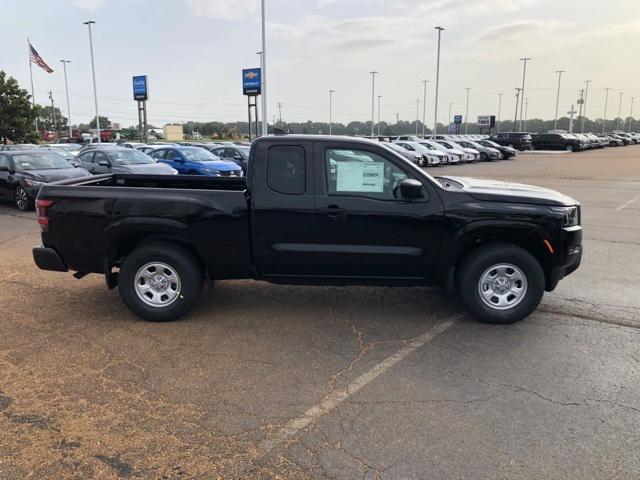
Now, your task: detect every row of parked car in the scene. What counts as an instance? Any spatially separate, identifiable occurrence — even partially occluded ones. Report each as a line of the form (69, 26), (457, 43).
(0, 141), (250, 211)
(481, 131), (639, 152)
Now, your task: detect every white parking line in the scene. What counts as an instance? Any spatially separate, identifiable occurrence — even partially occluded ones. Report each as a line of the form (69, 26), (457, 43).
(252, 314), (461, 459)
(615, 193), (640, 211)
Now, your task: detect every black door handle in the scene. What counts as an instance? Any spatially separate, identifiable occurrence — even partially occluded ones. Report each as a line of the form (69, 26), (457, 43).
(319, 205), (346, 217)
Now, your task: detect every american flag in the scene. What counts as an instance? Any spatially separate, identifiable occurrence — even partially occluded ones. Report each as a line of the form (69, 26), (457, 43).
(29, 42), (53, 73)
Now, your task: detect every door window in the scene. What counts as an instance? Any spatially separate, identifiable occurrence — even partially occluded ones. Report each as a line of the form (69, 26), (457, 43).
(79, 152), (95, 163)
(325, 149), (408, 200)
(166, 150), (182, 161)
(94, 152), (109, 165)
(0, 155), (9, 169)
(267, 145), (306, 195)
(150, 149), (166, 160)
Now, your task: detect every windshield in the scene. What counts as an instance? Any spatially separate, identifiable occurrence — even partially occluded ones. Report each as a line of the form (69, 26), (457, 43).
(52, 144), (82, 152)
(236, 147), (250, 159)
(13, 152), (72, 170)
(418, 142), (438, 151)
(110, 150), (155, 165)
(180, 148), (217, 162)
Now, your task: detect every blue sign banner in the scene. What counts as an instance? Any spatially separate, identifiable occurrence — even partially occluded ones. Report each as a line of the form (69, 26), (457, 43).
(454, 115), (463, 125)
(132, 75), (148, 101)
(242, 68), (261, 96)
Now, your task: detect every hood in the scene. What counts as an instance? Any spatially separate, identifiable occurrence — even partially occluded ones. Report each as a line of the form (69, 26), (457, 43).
(116, 162), (177, 174)
(21, 167), (90, 183)
(199, 159), (242, 171)
(446, 148), (464, 155)
(440, 176), (578, 206)
(461, 148), (479, 154)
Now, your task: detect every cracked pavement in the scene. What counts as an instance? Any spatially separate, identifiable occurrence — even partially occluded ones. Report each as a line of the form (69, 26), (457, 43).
(1, 147), (639, 479)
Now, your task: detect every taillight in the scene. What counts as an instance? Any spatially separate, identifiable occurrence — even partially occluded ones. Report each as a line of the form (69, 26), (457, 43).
(36, 199), (54, 232)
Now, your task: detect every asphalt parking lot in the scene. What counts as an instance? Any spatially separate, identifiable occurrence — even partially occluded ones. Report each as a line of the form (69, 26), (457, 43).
(1, 147), (639, 479)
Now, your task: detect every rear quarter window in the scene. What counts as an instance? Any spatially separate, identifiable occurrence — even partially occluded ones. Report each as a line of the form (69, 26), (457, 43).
(267, 145), (306, 195)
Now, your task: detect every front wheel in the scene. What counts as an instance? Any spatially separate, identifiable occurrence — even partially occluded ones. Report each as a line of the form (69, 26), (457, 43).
(14, 186), (33, 211)
(118, 243), (203, 322)
(566, 144), (574, 152)
(457, 243), (545, 324)
(480, 152), (488, 162)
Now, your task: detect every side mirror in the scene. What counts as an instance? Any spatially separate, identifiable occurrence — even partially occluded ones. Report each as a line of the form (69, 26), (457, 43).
(400, 179), (424, 199)
(98, 160), (110, 167)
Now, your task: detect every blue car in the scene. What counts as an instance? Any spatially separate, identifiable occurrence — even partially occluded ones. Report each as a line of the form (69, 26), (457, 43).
(150, 146), (243, 177)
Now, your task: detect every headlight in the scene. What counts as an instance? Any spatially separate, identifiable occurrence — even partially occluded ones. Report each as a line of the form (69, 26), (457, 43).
(23, 179), (45, 188)
(205, 169), (220, 176)
(551, 206), (580, 227)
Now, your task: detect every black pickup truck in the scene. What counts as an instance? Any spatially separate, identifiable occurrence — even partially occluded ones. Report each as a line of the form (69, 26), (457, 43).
(32, 135), (582, 324)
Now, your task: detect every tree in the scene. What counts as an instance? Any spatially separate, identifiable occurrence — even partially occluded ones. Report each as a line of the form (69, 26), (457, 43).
(89, 116), (112, 129)
(34, 104), (68, 131)
(0, 71), (38, 144)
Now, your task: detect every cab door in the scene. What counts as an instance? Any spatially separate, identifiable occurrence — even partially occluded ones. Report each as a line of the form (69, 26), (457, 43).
(312, 142), (444, 279)
(0, 155), (12, 199)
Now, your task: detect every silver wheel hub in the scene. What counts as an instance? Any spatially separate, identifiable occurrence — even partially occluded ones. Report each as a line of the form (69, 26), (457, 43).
(134, 262), (181, 308)
(478, 263), (528, 310)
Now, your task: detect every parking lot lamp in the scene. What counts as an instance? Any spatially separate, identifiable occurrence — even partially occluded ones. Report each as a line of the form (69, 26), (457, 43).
(497, 92), (502, 132)
(422, 80), (428, 137)
(448, 102), (452, 125)
(415, 99), (421, 135)
(329, 90), (335, 135)
(519, 57), (531, 132)
(369, 71), (377, 137)
(514, 88), (521, 126)
(464, 87), (470, 134)
(628, 97), (635, 133)
(432, 26), (444, 138)
(581, 80), (591, 133)
(83, 20), (100, 143)
(260, 0), (267, 136)
(602, 87), (611, 133)
(616, 92), (624, 130)
(377, 95), (382, 136)
(60, 60), (72, 138)
(554, 70), (565, 130)
(524, 98), (529, 131)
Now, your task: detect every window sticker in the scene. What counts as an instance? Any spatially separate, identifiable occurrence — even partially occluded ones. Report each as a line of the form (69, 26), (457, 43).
(336, 161), (384, 193)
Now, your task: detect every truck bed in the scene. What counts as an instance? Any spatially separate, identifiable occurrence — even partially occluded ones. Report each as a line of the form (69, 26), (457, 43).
(48, 173), (247, 191)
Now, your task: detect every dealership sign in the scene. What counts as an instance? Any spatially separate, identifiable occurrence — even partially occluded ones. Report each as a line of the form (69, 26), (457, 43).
(242, 68), (261, 96)
(132, 75), (148, 101)
(477, 115), (496, 127)
(454, 115), (463, 125)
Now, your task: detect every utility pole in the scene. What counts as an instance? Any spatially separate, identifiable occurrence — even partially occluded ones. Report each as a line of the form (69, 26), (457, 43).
(514, 88), (522, 127)
(329, 90), (334, 135)
(377, 95), (382, 136)
(581, 80), (591, 133)
(602, 87), (611, 133)
(464, 87), (470, 134)
(48, 90), (58, 139)
(60, 60), (72, 138)
(415, 99), (421, 135)
(629, 97), (635, 133)
(567, 105), (577, 133)
(554, 70), (565, 130)
(616, 92), (624, 130)
(421, 80), (428, 137)
(519, 57), (531, 132)
(83, 20), (100, 143)
(277, 102), (283, 126)
(369, 71), (377, 137)
(432, 26), (444, 138)
(497, 92), (503, 133)
(577, 88), (585, 130)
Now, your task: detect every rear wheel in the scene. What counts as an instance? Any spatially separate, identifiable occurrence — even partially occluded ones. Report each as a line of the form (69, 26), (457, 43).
(480, 152), (488, 162)
(14, 186), (32, 211)
(119, 243), (203, 322)
(457, 243), (545, 324)
(566, 144), (574, 152)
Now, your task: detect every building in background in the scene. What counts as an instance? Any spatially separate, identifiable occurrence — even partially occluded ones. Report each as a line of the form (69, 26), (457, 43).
(163, 124), (183, 141)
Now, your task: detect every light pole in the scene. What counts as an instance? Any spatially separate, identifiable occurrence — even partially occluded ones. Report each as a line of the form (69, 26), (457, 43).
(448, 102), (452, 125)
(577, 88), (584, 130)
(415, 99), (421, 135)
(581, 80), (591, 133)
(514, 88), (522, 126)
(369, 71), (377, 138)
(329, 90), (334, 135)
(83, 20), (100, 143)
(464, 87), (470, 134)
(616, 92), (624, 130)
(519, 57), (531, 132)
(432, 26), (444, 138)
(524, 98), (529, 131)
(60, 60), (72, 138)
(277, 102), (283, 126)
(554, 70), (565, 130)
(497, 92), (503, 132)
(377, 95), (382, 136)
(629, 97), (635, 133)
(421, 80), (428, 137)
(260, 0), (267, 136)
(48, 90), (58, 138)
(602, 87), (611, 133)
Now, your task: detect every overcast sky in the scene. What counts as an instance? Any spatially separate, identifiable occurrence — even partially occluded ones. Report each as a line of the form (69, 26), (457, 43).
(2, 0), (639, 128)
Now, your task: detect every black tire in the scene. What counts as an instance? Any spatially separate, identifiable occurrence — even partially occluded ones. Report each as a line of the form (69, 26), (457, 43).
(480, 152), (488, 162)
(457, 243), (545, 324)
(14, 186), (33, 211)
(566, 144), (574, 152)
(118, 243), (203, 322)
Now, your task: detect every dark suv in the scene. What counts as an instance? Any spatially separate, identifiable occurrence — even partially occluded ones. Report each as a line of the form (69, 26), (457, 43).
(531, 133), (583, 152)
(489, 132), (533, 151)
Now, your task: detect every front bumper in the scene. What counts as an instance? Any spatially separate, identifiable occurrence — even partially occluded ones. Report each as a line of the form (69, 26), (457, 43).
(33, 246), (68, 272)
(547, 225), (582, 291)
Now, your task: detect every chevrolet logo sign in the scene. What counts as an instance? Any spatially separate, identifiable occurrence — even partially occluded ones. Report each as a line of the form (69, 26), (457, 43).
(245, 72), (258, 80)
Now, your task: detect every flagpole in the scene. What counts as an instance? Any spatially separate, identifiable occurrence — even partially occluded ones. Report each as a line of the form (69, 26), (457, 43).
(27, 38), (38, 134)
